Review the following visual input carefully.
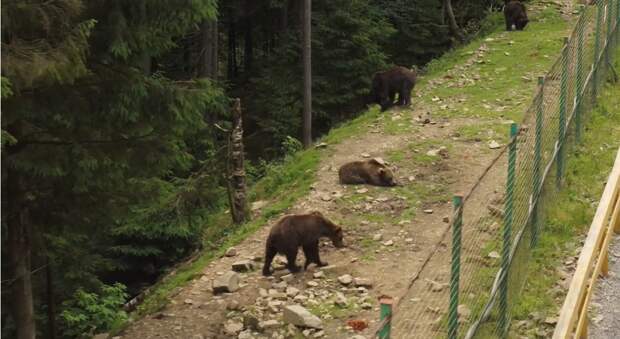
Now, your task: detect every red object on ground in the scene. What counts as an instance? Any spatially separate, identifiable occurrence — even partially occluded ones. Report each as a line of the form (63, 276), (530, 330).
(346, 319), (369, 332)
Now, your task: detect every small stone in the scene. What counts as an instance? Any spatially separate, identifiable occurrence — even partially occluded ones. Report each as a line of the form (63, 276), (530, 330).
(226, 300), (240, 310)
(405, 238), (414, 243)
(353, 278), (373, 288)
(315, 142), (328, 149)
(361, 303), (372, 310)
(338, 274), (353, 285)
(361, 153), (371, 158)
(426, 149), (439, 157)
(423, 209), (434, 214)
(224, 321), (244, 336)
(489, 140), (501, 149)
(458, 304), (471, 319)
(320, 194), (332, 202)
(307, 281), (319, 287)
(283, 305), (323, 329)
(232, 260), (254, 272)
(260, 319), (280, 330)
(488, 251), (501, 259)
(334, 292), (348, 307)
(356, 188), (369, 194)
(286, 286), (300, 297)
(294, 295), (308, 303)
(225, 247), (238, 257)
(427, 279), (448, 292)
(272, 281), (288, 290)
(213, 271), (240, 294)
(313, 271), (325, 279)
(313, 330), (325, 338)
(184, 299), (194, 305)
(350, 336), (367, 339)
(443, 216), (450, 223)
(382, 240), (394, 246)
(373, 233), (383, 241)
(281, 274), (295, 282)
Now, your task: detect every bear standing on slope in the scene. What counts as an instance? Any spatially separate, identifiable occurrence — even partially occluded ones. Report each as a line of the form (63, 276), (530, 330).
(262, 212), (345, 276)
(504, 0), (529, 31)
(369, 66), (417, 112)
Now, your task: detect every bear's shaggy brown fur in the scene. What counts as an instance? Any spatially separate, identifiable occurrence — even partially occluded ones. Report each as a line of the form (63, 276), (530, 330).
(338, 159), (398, 187)
(369, 66), (417, 112)
(262, 211), (344, 276)
(504, 0), (529, 31)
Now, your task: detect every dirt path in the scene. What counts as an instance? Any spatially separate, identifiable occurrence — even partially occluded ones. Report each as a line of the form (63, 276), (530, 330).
(118, 3), (576, 339)
(590, 234), (620, 339)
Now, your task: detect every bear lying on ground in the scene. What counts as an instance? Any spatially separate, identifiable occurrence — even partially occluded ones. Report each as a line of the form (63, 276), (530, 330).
(504, 0), (529, 31)
(262, 211), (345, 276)
(369, 66), (417, 112)
(338, 159), (398, 187)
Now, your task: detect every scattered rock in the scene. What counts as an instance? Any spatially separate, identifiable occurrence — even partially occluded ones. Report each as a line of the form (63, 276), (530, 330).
(225, 247), (238, 257)
(338, 274), (353, 286)
(544, 317), (558, 325)
(383, 240), (394, 246)
(427, 279), (448, 292)
(307, 281), (319, 287)
(313, 330), (325, 338)
(487, 205), (504, 217)
(283, 305), (323, 329)
(350, 336), (367, 339)
(251, 200), (268, 211)
(232, 260), (254, 272)
(334, 292), (348, 307)
(458, 304), (471, 319)
(356, 188), (369, 194)
(184, 299), (194, 305)
(443, 216), (450, 223)
(405, 238), (414, 244)
(286, 286), (300, 297)
(353, 278), (373, 288)
(272, 281), (288, 290)
(313, 271), (325, 279)
(226, 300), (240, 310)
(423, 209), (434, 214)
(281, 274), (295, 282)
(361, 153), (371, 158)
(238, 330), (254, 339)
(373, 233), (383, 241)
(361, 303), (372, 310)
(260, 319), (281, 330)
(489, 140), (501, 149)
(224, 321), (244, 336)
(315, 142), (328, 149)
(213, 271), (240, 294)
(488, 251), (501, 259)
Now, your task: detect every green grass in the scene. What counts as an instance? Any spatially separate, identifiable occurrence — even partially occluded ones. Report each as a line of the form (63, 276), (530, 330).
(508, 50), (620, 338)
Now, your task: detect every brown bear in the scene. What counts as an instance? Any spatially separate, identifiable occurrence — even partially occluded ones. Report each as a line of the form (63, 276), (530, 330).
(262, 211), (344, 276)
(338, 159), (398, 187)
(504, 0), (529, 31)
(369, 66), (417, 112)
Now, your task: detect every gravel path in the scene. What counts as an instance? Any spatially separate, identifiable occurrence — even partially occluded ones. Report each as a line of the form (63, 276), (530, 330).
(590, 233), (620, 339)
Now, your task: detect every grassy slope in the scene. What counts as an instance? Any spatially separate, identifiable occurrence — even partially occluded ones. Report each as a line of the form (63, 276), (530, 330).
(509, 48), (620, 338)
(116, 1), (576, 332)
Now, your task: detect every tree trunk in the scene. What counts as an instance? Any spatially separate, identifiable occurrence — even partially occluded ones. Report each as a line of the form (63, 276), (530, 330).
(443, 0), (464, 41)
(302, 0), (312, 148)
(46, 257), (56, 339)
(227, 99), (248, 224)
(7, 171), (36, 339)
(244, 18), (253, 73)
(199, 19), (218, 78)
(227, 18), (237, 80)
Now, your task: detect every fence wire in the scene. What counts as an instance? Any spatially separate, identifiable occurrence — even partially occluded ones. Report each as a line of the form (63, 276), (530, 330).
(386, 1), (620, 338)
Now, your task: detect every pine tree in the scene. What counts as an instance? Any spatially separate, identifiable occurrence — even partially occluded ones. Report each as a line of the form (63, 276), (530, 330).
(1, 1), (224, 337)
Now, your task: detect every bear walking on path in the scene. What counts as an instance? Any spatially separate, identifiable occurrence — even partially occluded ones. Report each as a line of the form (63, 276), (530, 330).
(262, 212), (345, 276)
(369, 66), (417, 112)
(339, 159), (398, 187)
(504, 0), (529, 31)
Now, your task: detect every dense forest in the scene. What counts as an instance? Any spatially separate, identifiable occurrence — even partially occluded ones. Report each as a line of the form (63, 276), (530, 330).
(1, 0), (502, 337)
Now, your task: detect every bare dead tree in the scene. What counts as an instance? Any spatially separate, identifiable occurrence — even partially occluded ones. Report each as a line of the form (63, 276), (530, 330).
(227, 99), (249, 224)
(443, 0), (464, 41)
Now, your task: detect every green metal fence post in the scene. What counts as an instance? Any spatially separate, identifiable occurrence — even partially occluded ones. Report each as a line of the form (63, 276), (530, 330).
(378, 295), (394, 339)
(592, 0), (604, 104)
(606, 0), (614, 66)
(531, 77), (544, 248)
(557, 37), (568, 190)
(575, 7), (585, 143)
(448, 195), (464, 339)
(499, 123), (518, 338)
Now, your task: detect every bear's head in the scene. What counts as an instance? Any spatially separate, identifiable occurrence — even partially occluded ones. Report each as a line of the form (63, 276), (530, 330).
(315, 213), (345, 248)
(378, 167), (398, 187)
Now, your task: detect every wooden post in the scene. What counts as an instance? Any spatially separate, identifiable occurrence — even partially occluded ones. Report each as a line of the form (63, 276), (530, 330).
(228, 99), (249, 224)
(302, 0), (312, 148)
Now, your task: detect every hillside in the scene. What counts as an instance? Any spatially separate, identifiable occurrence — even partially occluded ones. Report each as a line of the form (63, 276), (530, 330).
(114, 1), (583, 338)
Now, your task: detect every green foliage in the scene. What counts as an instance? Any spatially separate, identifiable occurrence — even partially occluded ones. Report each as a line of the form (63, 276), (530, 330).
(60, 283), (128, 338)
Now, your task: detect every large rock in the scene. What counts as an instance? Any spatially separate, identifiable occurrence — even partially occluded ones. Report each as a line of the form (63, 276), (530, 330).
(224, 321), (244, 336)
(213, 271), (240, 294)
(232, 260), (254, 272)
(338, 274), (353, 286)
(353, 278), (373, 288)
(283, 305), (323, 329)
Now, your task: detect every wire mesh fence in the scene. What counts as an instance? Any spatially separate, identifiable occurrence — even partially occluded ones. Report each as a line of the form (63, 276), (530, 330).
(379, 1), (620, 338)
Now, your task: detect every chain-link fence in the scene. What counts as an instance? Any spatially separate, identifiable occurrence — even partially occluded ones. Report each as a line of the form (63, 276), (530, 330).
(377, 1), (620, 338)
